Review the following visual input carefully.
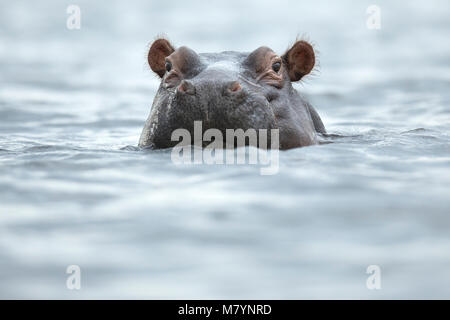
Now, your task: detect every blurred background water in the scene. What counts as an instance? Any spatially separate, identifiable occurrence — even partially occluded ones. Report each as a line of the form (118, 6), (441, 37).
(0, 0), (449, 298)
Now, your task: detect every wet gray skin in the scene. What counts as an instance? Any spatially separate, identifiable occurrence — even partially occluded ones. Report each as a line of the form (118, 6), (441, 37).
(139, 39), (326, 150)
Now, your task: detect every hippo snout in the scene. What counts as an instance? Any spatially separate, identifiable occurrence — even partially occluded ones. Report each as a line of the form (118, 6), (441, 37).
(178, 79), (242, 96)
(176, 79), (247, 105)
(172, 78), (250, 125)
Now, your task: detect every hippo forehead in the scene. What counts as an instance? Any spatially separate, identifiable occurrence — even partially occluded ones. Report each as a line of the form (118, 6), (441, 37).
(200, 51), (247, 65)
(195, 52), (249, 78)
(195, 48), (276, 76)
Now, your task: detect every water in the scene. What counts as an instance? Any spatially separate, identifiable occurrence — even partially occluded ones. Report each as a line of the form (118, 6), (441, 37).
(1, 0), (450, 298)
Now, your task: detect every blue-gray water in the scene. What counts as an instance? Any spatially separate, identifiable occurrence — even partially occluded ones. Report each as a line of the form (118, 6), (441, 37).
(1, 0), (450, 298)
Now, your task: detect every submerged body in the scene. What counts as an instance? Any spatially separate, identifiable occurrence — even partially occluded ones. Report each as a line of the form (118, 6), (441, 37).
(139, 39), (325, 150)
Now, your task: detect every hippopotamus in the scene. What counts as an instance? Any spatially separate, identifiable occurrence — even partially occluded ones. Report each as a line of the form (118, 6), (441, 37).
(139, 38), (326, 150)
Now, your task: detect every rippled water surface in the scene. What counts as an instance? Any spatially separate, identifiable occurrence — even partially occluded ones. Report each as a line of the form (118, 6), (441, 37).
(1, 0), (450, 298)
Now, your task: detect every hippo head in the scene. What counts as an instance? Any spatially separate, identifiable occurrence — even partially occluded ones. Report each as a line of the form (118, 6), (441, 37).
(139, 38), (323, 150)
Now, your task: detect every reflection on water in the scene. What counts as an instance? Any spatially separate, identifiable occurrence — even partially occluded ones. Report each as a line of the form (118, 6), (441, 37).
(0, 0), (450, 298)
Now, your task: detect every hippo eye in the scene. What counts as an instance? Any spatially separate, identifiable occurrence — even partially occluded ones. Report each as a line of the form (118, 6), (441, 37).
(272, 62), (281, 73)
(165, 61), (172, 72)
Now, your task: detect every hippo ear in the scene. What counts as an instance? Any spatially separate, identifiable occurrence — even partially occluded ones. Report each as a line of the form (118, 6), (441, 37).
(282, 41), (315, 81)
(148, 38), (175, 77)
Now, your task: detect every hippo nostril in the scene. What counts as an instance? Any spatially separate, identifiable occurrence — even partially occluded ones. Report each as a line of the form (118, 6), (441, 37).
(178, 80), (196, 95)
(228, 81), (242, 93)
(266, 92), (279, 102)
